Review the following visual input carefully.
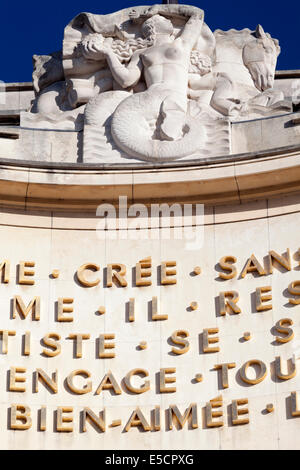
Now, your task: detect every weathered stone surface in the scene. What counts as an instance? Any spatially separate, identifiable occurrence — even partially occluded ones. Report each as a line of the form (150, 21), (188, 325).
(0, 5), (300, 451)
(232, 112), (300, 154)
(10, 3), (296, 164)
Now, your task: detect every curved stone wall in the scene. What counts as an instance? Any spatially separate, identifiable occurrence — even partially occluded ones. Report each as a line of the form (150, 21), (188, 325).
(0, 65), (300, 448)
(0, 191), (299, 449)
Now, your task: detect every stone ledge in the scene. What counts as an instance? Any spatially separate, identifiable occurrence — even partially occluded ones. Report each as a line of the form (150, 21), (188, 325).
(275, 70), (300, 79)
(4, 82), (34, 92)
(0, 144), (300, 210)
(0, 142), (299, 170)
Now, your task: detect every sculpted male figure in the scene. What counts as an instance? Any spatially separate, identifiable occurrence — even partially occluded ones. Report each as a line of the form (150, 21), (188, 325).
(82, 5), (204, 141)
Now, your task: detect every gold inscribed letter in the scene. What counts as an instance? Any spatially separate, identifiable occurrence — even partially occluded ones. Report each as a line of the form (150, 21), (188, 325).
(18, 261), (35, 285)
(57, 297), (73, 322)
(202, 328), (220, 353)
(231, 399), (249, 425)
(76, 263), (100, 287)
(66, 370), (92, 394)
(128, 298), (135, 322)
(275, 318), (294, 343)
(56, 407), (73, 432)
(219, 291), (241, 315)
(124, 369), (150, 394)
(218, 256), (237, 280)
(82, 408), (106, 432)
(0, 260), (10, 283)
(136, 257), (152, 286)
(40, 406), (46, 431)
(0, 330), (15, 354)
(291, 392), (300, 417)
(9, 367), (26, 392)
(151, 296), (168, 321)
(153, 406), (161, 431)
(42, 333), (61, 357)
(167, 403), (198, 430)
(35, 368), (58, 394)
(68, 333), (90, 358)
(239, 359), (267, 385)
(107, 264), (127, 287)
(241, 254), (265, 278)
(214, 363), (236, 389)
(255, 286), (272, 311)
(99, 334), (115, 358)
(95, 371), (122, 395)
(275, 356), (296, 380)
(170, 330), (190, 355)
(160, 368), (176, 393)
(124, 408), (151, 432)
(23, 331), (30, 356)
(288, 281), (300, 305)
(10, 404), (32, 430)
(13, 296), (40, 321)
(161, 261), (177, 285)
(268, 249), (291, 274)
(206, 396), (224, 427)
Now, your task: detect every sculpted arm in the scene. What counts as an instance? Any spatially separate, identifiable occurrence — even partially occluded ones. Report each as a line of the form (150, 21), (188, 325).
(105, 49), (143, 88)
(82, 34), (142, 88)
(82, 37), (143, 89)
(140, 4), (202, 21)
(210, 73), (245, 116)
(137, 4), (204, 48)
(179, 8), (204, 49)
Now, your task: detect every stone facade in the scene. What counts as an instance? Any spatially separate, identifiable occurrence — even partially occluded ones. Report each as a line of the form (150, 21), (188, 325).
(0, 3), (300, 450)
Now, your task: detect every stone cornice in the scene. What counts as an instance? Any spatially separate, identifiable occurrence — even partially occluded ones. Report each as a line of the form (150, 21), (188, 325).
(1, 143), (300, 211)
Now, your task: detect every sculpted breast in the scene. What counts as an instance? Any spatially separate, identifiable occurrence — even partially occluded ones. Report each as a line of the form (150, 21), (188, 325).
(142, 43), (185, 67)
(141, 53), (153, 67)
(164, 45), (183, 61)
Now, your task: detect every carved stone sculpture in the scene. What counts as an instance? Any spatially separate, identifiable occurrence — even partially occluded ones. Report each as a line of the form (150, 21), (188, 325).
(24, 4), (294, 163)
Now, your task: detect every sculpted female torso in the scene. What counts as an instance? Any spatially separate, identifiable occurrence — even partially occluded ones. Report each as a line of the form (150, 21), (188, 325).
(141, 39), (191, 92)
(82, 7), (208, 159)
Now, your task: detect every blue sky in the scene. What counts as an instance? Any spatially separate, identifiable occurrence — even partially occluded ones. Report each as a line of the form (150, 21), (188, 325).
(1, 0), (299, 83)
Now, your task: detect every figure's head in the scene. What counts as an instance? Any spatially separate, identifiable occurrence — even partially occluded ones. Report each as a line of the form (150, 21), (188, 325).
(243, 25), (280, 92)
(142, 14), (174, 41)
